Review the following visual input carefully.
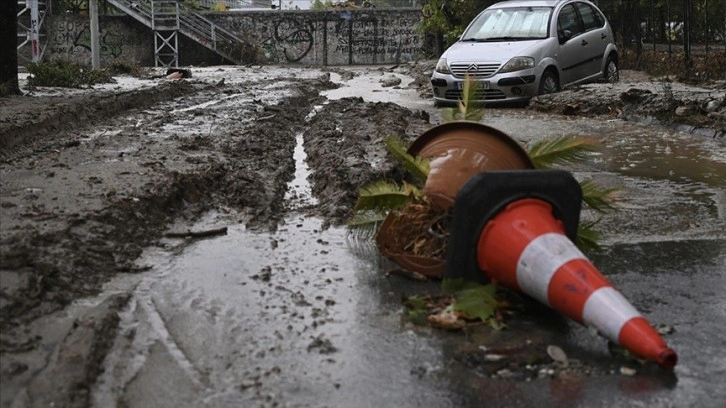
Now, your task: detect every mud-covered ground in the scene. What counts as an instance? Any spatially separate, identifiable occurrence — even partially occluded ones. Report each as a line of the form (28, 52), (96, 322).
(0, 63), (724, 407)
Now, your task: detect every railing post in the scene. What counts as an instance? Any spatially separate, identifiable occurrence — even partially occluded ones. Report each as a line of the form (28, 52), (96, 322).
(212, 24), (216, 50)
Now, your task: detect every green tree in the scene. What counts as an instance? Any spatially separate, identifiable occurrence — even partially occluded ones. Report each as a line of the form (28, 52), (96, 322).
(418, 0), (497, 54)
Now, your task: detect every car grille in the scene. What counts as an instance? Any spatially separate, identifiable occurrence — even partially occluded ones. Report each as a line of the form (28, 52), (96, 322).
(450, 62), (501, 79)
(445, 89), (507, 100)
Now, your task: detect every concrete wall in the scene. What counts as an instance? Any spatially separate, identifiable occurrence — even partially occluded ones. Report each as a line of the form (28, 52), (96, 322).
(45, 15), (154, 66)
(214, 9), (426, 65)
(42, 9), (428, 67)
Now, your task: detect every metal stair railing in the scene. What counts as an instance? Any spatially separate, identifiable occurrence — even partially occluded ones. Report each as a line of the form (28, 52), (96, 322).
(106, 0), (247, 64)
(151, 0), (179, 67)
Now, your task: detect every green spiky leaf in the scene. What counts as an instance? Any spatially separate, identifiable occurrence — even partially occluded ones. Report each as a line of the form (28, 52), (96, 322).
(580, 179), (618, 213)
(346, 211), (388, 240)
(353, 180), (420, 212)
(384, 135), (430, 183)
(527, 135), (599, 169)
(442, 278), (499, 325)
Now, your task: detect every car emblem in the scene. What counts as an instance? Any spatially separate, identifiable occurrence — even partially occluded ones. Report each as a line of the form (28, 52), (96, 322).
(467, 64), (479, 73)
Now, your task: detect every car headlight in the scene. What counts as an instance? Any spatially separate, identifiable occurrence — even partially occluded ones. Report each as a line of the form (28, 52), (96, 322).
(499, 57), (535, 73)
(435, 58), (450, 74)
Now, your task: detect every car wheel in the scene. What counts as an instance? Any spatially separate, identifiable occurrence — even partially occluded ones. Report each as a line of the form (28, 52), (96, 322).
(538, 71), (559, 95)
(605, 56), (619, 83)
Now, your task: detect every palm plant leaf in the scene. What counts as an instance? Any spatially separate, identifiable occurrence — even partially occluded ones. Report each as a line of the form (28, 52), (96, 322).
(384, 135), (430, 183)
(527, 135), (599, 169)
(353, 180), (420, 212)
(575, 220), (604, 252)
(580, 179), (618, 213)
(440, 74), (485, 122)
(346, 211), (389, 240)
(459, 76), (486, 122)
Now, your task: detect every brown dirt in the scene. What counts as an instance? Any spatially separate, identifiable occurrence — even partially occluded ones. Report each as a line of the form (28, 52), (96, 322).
(529, 70), (726, 137)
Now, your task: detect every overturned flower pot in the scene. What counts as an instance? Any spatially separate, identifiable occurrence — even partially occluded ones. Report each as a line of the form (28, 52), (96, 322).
(376, 121), (534, 278)
(408, 121), (534, 209)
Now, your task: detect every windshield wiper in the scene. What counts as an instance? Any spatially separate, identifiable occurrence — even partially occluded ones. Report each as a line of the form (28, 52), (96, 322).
(480, 36), (521, 41)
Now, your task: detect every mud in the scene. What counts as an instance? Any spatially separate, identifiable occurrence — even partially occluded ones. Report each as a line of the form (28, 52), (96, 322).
(529, 70), (726, 138)
(0, 63), (724, 407)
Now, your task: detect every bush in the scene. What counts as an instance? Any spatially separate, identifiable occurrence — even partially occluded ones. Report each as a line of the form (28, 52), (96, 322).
(108, 60), (141, 76)
(26, 60), (114, 88)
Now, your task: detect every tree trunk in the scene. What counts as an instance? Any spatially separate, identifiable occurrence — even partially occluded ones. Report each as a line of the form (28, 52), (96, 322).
(0, 0), (20, 95)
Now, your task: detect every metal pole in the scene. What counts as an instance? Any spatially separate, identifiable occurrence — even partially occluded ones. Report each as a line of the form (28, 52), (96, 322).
(667, 0), (671, 57)
(704, 0), (708, 52)
(90, 0), (101, 69)
(650, 0), (657, 52)
(30, 0), (40, 62)
(684, 0), (691, 78)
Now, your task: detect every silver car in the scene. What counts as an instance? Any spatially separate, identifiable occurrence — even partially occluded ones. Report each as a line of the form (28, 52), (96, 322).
(430, 0), (619, 106)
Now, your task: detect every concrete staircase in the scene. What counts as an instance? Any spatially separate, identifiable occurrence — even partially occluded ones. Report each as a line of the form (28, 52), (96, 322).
(107, 0), (247, 66)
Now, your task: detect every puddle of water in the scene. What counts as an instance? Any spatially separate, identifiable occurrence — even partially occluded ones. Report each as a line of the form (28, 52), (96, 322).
(284, 106), (321, 209)
(324, 70), (431, 110)
(284, 133), (317, 209)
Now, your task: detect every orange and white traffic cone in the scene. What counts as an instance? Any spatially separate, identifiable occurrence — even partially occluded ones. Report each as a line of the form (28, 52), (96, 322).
(446, 170), (677, 369)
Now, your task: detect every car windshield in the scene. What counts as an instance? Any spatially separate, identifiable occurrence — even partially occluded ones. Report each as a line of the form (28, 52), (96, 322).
(460, 6), (552, 41)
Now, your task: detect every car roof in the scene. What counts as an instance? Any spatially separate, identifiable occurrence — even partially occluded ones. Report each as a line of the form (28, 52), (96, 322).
(489, 0), (565, 8)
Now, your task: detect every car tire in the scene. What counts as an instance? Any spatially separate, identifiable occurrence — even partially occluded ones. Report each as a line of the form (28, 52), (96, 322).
(538, 70), (559, 95)
(604, 55), (619, 83)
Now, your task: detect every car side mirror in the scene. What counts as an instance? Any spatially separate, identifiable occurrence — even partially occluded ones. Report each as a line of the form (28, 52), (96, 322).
(558, 29), (572, 44)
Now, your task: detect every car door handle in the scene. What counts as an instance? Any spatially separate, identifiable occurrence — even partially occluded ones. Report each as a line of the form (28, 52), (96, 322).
(601, 33), (607, 39)
(581, 39), (588, 46)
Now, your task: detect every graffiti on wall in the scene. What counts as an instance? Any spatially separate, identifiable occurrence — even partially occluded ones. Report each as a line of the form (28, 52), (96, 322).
(44, 11), (425, 66)
(272, 18), (314, 63)
(227, 10), (422, 65)
(336, 15), (422, 63)
(74, 27), (125, 57)
(48, 20), (126, 59)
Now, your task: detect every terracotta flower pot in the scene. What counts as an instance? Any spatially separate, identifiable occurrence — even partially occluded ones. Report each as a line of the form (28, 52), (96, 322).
(376, 121), (534, 279)
(408, 121), (534, 209)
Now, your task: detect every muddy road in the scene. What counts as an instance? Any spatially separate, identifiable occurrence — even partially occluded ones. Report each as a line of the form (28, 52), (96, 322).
(1, 64), (725, 408)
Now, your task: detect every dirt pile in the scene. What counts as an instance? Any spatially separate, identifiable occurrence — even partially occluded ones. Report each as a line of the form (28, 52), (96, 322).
(530, 71), (726, 137)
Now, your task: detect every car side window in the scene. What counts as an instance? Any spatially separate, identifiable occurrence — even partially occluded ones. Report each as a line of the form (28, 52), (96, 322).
(576, 2), (604, 31)
(557, 4), (584, 42)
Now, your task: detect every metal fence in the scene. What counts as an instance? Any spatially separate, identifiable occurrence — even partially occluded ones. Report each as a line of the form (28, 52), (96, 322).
(591, 0), (726, 78)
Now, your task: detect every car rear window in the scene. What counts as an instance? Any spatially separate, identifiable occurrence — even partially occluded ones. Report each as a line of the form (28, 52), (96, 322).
(576, 2), (604, 31)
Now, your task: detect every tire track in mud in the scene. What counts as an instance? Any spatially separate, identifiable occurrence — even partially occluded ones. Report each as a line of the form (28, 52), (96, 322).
(0, 81), (209, 161)
(301, 97), (433, 225)
(0, 78), (331, 322)
(0, 71), (439, 407)
(0, 77), (338, 407)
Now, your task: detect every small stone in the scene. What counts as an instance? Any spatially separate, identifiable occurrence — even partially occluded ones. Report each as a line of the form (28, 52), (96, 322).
(484, 354), (507, 362)
(547, 345), (568, 366)
(620, 366), (637, 376)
